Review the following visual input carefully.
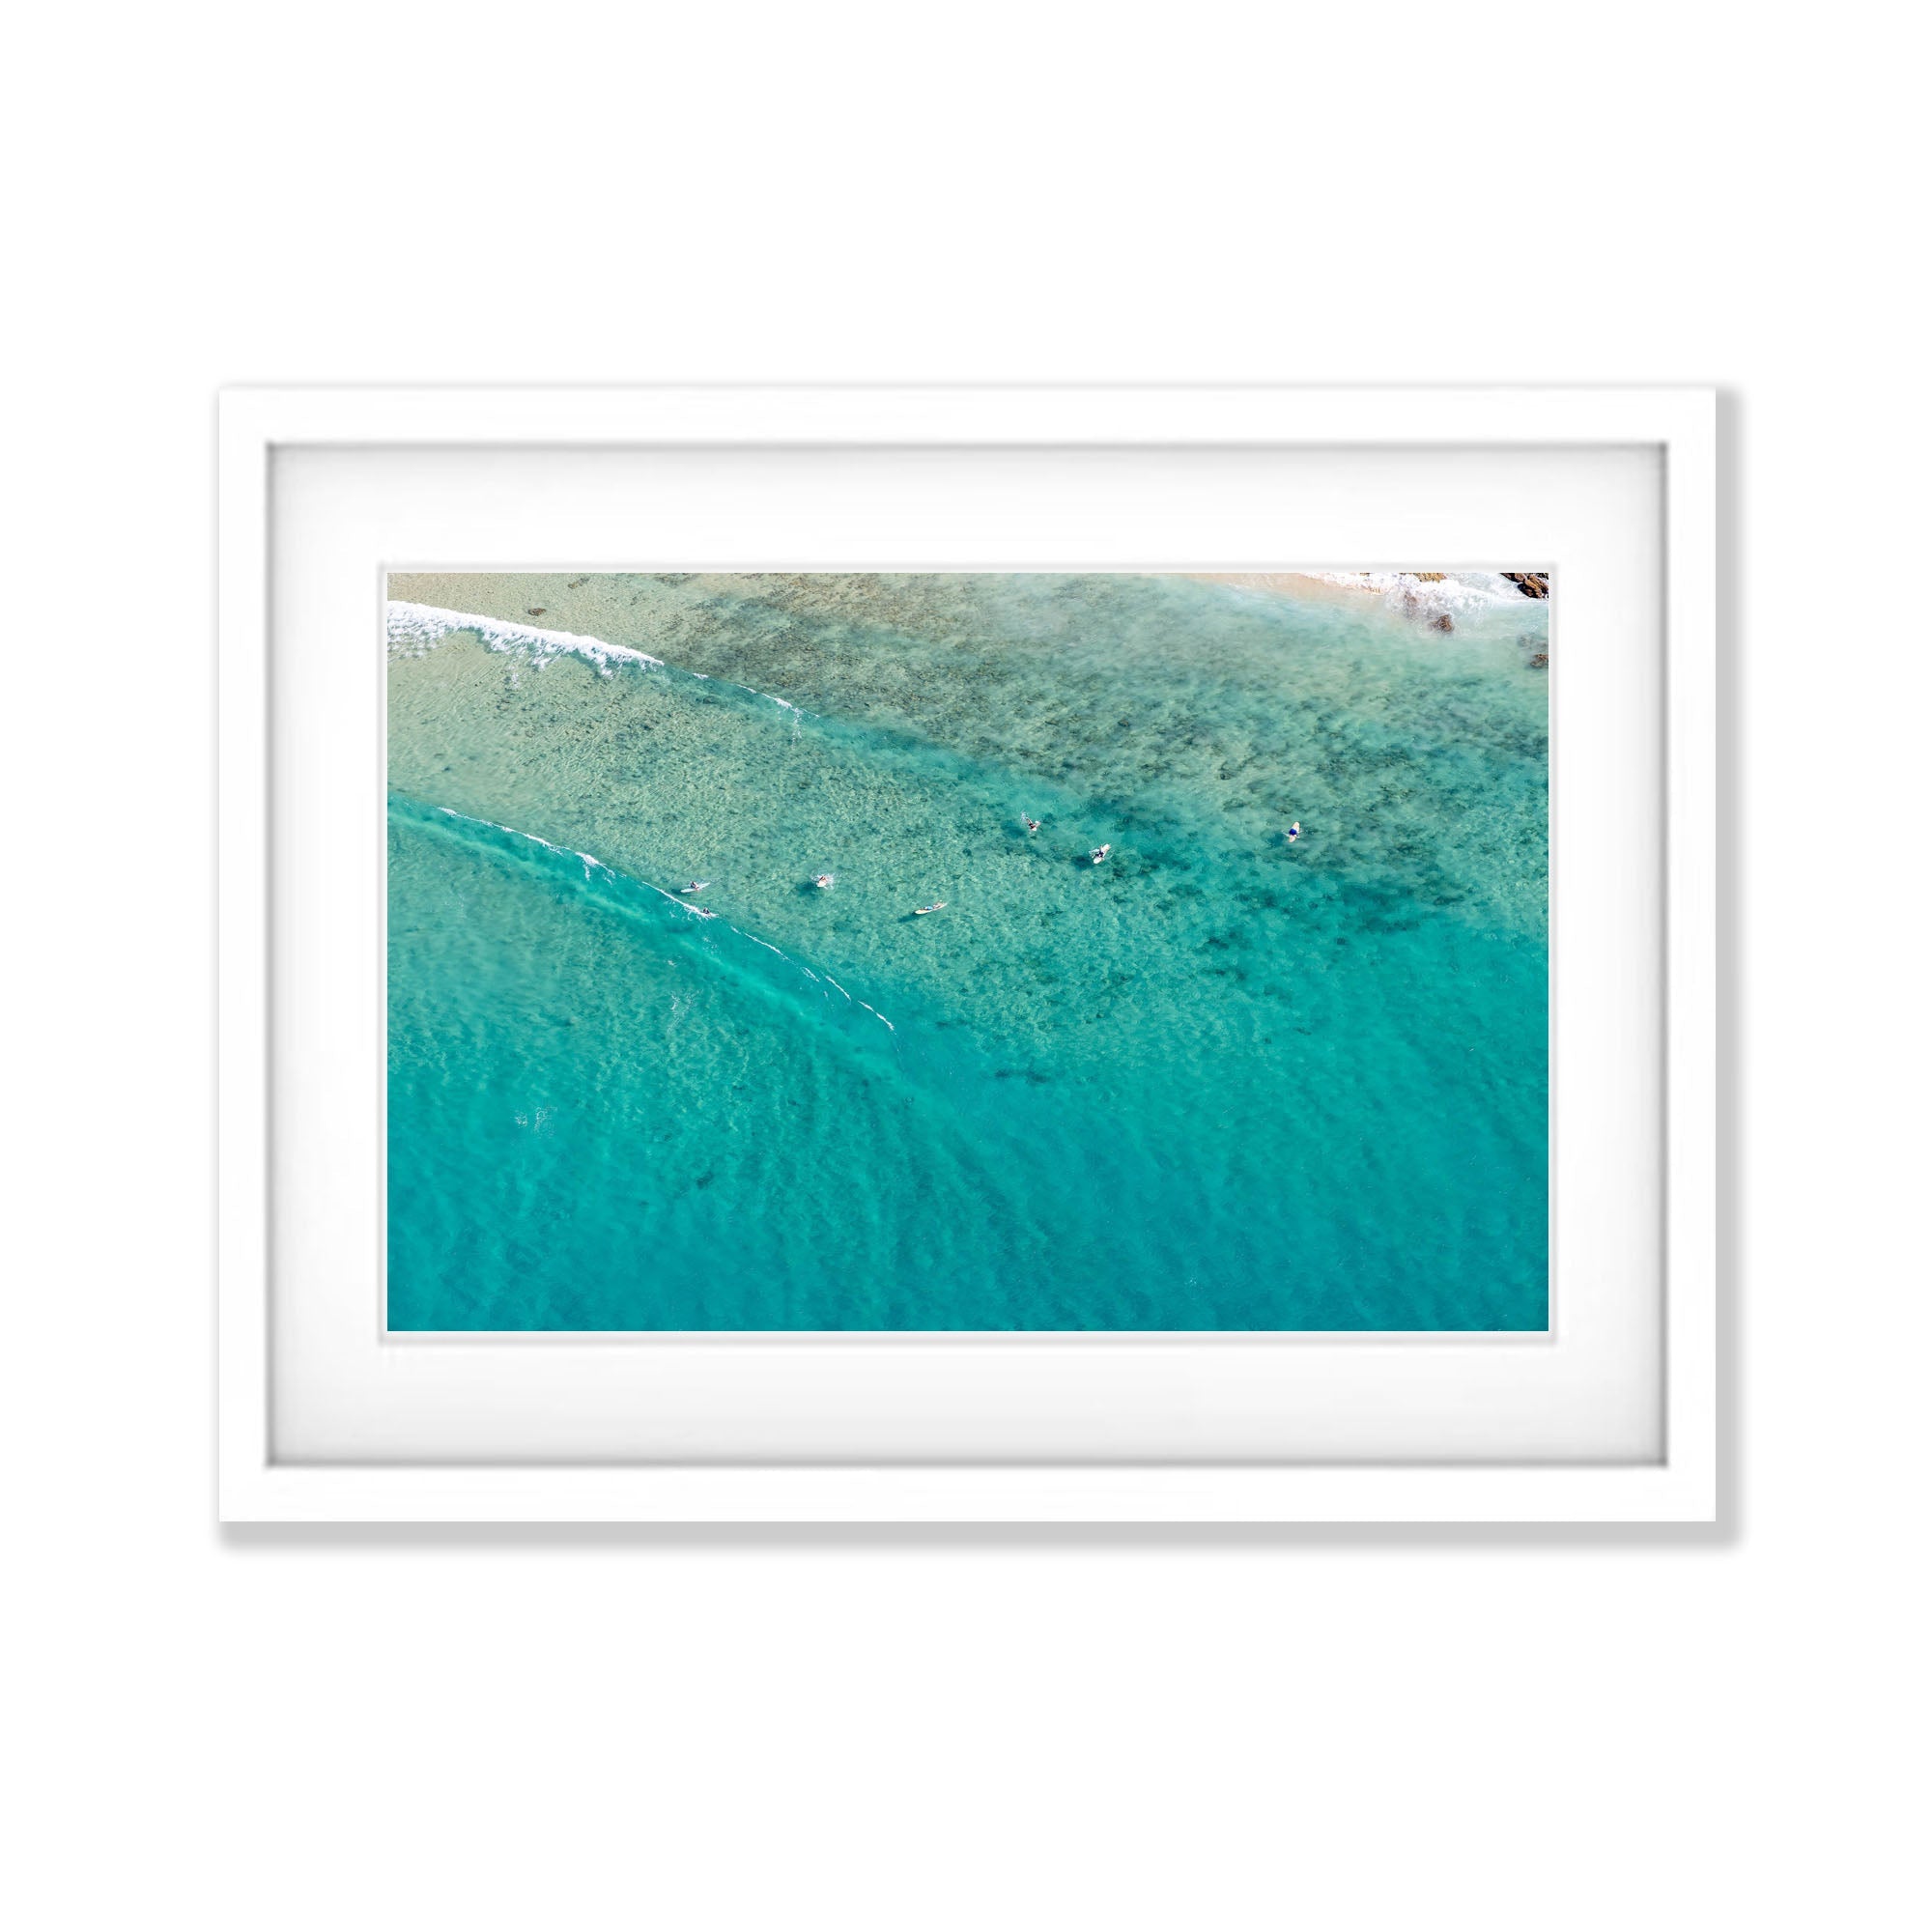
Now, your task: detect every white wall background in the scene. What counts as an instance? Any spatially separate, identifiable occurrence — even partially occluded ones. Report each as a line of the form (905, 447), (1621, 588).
(3, 5), (1923, 1927)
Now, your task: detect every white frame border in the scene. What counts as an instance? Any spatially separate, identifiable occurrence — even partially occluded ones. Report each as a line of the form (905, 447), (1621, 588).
(218, 385), (1716, 1523)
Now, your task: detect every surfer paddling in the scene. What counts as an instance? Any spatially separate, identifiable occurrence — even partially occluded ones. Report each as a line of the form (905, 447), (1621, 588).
(813, 872), (835, 890)
(1285, 822), (1302, 844)
(914, 900), (948, 916)
(1089, 843), (1112, 865)
(1021, 815), (1041, 835)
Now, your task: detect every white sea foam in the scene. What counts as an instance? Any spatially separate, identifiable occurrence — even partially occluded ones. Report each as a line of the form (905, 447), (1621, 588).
(439, 804), (574, 855)
(1296, 571), (1533, 619)
(388, 599), (813, 721)
(388, 600), (667, 671)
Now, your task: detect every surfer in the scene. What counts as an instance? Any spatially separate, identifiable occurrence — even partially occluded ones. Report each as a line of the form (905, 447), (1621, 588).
(679, 880), (709, 894)
(914, 901), (947, 915)
(814, 873), (835, 890)
(1022, 816), (1041, 835)
(693, 907), (719, 921)
(1286, 822), (1302, 844)
(1090, 843), (1112, 865)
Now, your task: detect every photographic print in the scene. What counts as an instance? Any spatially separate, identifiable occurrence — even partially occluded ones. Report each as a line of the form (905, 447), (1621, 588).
(386, 569), (1550, 1330)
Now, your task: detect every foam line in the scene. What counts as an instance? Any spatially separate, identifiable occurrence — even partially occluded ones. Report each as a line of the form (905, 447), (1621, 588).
(401, 794), (897, 1031)
(388, 599), (813, 720)
(392, 600), (666, 671)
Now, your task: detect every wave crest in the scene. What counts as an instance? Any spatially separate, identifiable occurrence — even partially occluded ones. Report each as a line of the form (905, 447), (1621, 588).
(393, 794), (899, 1049)
(388, 600), (807, 731)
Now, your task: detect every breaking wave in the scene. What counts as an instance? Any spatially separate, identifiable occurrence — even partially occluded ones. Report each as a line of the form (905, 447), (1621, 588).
(387, 600), (810, 728)
(392, 795), (898, 1050)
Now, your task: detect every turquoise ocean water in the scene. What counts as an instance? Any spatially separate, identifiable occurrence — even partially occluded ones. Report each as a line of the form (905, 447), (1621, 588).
(386, 572), (1548, 1329)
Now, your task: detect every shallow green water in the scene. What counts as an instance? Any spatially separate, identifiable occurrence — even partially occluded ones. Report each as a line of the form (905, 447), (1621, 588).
(386, 572), (1548, 1328)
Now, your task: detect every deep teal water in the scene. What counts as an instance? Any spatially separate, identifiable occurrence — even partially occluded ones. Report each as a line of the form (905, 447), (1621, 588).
(386, 572), (1548, 1329)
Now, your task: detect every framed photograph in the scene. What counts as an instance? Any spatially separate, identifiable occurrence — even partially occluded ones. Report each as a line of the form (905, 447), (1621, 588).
(218, 385), (1716, 1522)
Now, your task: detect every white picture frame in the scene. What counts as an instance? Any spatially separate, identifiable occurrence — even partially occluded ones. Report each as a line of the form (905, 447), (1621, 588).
(218, 384), (1716, 1523)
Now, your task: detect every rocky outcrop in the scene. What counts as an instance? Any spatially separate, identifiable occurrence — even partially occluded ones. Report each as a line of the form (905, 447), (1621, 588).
(1503, 572), (1549, 599)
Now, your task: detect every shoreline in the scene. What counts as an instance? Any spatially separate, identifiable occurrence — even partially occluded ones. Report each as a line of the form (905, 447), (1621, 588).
(1188, 569), (1548, 631)
(1189, 569), (1547, 600)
